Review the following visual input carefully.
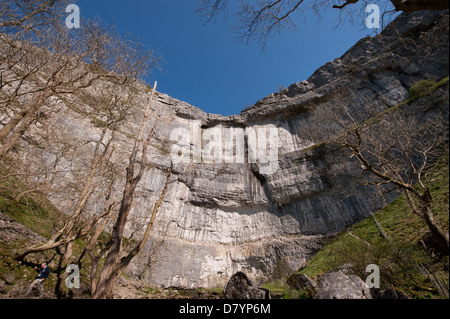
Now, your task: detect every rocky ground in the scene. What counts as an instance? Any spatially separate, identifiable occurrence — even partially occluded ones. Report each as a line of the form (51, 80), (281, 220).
(0, 279), (224, 300)
(1, 9), (446, 290)
(0, 211), (224, 299)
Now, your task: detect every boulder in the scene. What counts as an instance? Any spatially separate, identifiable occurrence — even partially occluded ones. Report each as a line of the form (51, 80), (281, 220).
(286, 273), (317, 290)
(0, 280), (6, 294)
(224, 272), (269, 299)
(1, 10), (447, 290)
(316, 272), (372, 299)
(371, 288), (410, 299)
(2, 273), (15, 285)
(0, 212), (46, 246)
(117, 276), (129, 287)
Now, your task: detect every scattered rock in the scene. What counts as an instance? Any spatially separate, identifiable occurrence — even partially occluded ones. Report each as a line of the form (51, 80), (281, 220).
(371, 288), (410, 299)
(0, 212), (46, 246)
(3, 274), (15, 285)
(286, 80), (315, 97)
(316, 272), (372, 299)
(0, 10), (448, 290)
(69, 283), (92, 299)
(117, 276), (129, 287)
(0, 280), (6, 294)
(224, 272), (269, 299)
(286, 273), (317, 290)
(131, 281), (143, 290)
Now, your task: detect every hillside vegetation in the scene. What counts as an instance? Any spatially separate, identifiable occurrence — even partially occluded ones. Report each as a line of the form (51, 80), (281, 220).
(0, 161), (216, 299)
(265, 153), (449, 299)
(1, 136), (449, 299)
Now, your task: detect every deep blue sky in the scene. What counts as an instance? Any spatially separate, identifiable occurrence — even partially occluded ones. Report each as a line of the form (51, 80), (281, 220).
(75, 0), (384, 116)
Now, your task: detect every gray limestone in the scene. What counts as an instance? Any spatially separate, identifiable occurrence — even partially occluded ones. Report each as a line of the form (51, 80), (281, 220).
(1, 11), (448, 289)
(316, 272), (372, 299)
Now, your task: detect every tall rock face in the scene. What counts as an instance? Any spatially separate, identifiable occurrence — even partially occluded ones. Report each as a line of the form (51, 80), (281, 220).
(4, 11), (449, 288)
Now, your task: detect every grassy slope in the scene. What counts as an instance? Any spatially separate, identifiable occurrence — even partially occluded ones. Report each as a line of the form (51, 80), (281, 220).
(2, 150), (449, 299)
(262, 77), (450, 299)
(262, 154), (448, 299)
(297, 153), (449, 298)
(0, 161), (67, 295)
(0, 162), (180, 298)
(1, 77), (448, 298)
(0, 178), (65, 241)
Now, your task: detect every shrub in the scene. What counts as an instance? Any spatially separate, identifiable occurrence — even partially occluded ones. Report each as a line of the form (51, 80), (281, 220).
(408, 79), (437, 98)
(272, 258), (293, 280)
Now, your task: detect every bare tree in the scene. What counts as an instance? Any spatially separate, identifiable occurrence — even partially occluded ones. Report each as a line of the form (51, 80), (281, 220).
(2, 2), (168, 298)
(1, 3), (160, 159)
(11, 74), (147, 259)
(92, 82), (174, 299)
(197, 0), (448, 47)
(316, 95), (449, 254)
(14, 111), (118, 261)
(0, 0), (62, 30)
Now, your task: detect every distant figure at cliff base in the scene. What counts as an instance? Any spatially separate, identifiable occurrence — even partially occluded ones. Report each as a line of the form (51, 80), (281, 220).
(25, 263), (50, 298)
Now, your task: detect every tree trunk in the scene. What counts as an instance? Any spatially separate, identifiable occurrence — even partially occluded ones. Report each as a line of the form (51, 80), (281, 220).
(116, 164), (172, 275)
(93, 82), (159, 299)
(92, 182), (136, 299)
(14, 127), (112, 261)
(16, 239), (65, 261)
(422, 207), (450, 253)
(0, 109), (27, 141)
(0, 91), (51, 158)
(405, 189), (449, 254)
(371, 212), (391, 242)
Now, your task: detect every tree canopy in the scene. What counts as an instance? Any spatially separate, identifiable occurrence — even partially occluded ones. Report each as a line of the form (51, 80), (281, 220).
(197, 0), (449, 47)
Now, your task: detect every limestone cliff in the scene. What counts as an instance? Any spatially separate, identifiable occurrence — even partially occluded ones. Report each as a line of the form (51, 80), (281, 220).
(3, 10), (449, 288)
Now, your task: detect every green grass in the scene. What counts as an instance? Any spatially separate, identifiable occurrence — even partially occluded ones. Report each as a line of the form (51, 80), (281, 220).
(0, 160), (147, 298)
(363, 76), (449, 126)
(0, 161), (110, 297)
(408, 78), (448, 99)
(261, 279), (314, 299)
(0, 165), (65, 240)
(0, 161), (68, 295)
(297, 153), (449, 298)
(261, 280), (291, 299)
(1, 132), (448, 299)
(198, 287), (223, 294)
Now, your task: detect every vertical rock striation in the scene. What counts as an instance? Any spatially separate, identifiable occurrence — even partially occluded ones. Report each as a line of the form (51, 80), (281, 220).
(2, 10), (448, 288)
